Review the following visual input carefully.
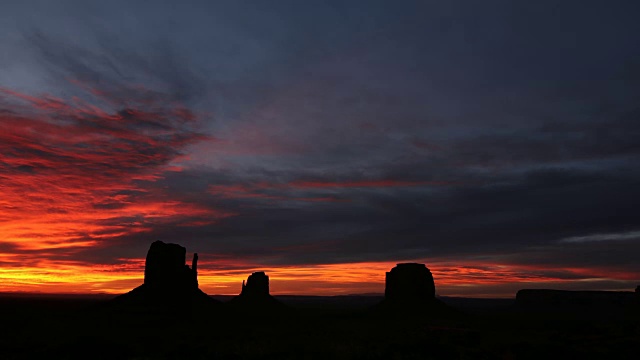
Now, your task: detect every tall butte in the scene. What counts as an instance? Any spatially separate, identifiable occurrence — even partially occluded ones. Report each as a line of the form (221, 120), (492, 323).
(144, 241), (198, 291)
(112, 241), (217, 308)
(378, 263), (457, 318)
(385, 263), (436, 303)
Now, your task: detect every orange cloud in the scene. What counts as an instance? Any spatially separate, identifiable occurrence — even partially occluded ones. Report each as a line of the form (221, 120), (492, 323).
(0, 86), (227, 253)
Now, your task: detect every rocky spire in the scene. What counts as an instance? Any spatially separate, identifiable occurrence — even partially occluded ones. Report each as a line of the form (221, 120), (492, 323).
(192, 253), (198, 285)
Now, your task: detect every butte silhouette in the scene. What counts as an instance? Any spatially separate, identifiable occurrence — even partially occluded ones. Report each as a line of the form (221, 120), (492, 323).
(229, 271), (287, 313)
(376, 263), (458, 319)
(111, 241), (218, 308)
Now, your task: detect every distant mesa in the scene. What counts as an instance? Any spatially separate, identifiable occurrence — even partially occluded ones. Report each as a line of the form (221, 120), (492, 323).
(111, 241), (217, 308)
(377, 263), (457, 318)
(229, 271), (287, 312)
(385, 263), (435, 303)
(241, 271), (270, 297)
(144, 241), (198, 290)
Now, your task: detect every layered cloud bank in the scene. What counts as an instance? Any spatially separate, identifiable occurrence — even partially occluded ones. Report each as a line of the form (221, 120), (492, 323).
(1, 0), (639, 295)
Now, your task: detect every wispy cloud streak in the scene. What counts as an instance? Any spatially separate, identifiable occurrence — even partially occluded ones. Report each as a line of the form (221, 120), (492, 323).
(559, 230), (640, 243)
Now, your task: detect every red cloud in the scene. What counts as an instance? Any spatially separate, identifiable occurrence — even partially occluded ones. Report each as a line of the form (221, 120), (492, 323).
(0, 85), (226, 253)
(208, 184), (283, 200)
(208, 183), (351, 203)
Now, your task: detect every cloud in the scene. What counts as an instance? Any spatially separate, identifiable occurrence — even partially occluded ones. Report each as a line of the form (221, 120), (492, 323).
(1, 1), (640, 295)
(0, 83), (225, 252)
(559, 230), (640, 244)
(289, 180), (454, 189)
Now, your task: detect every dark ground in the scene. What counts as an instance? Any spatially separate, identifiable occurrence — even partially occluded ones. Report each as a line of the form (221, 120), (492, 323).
(0, 293), (638, 359)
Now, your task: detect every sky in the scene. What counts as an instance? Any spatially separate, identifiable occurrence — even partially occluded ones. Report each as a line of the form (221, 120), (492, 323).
(0, 0), (639, 297)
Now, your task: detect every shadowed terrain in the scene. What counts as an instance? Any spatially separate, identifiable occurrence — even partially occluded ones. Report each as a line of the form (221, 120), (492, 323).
(1, 291), (638, 359)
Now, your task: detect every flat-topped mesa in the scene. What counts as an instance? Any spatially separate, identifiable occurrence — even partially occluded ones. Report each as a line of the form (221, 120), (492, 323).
(241, 271), (270, 297)
(143, 240), (198, 292)
(385, 263), (435, 303)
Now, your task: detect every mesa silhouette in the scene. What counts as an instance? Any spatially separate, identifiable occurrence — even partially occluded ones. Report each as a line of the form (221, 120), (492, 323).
(5, 241), (638, 359)
(108, 241), (640, 316)
(376, 263), (460, 319)
(108, 242), (464, 318)
(228, 271), (288, 313)
(111, 241), (218, 308)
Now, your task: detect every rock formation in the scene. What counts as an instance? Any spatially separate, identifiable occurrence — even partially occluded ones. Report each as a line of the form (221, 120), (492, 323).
(144, 241), (198, 291)
(376, 263), (458, 319)
(241, 271), (270, 297)
(229, 271), (286, 313)
(385, 263), (436, 303)
(111, 241), (216, 308)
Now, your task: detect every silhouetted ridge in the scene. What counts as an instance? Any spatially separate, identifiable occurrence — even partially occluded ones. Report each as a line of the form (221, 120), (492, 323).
(111, 241), (216, 308)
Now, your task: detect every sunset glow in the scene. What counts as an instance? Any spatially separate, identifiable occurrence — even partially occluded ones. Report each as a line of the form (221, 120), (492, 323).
(1, 1), (638, 299)
(1, 254), (636, 297)
(1, 83), (638, 297)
